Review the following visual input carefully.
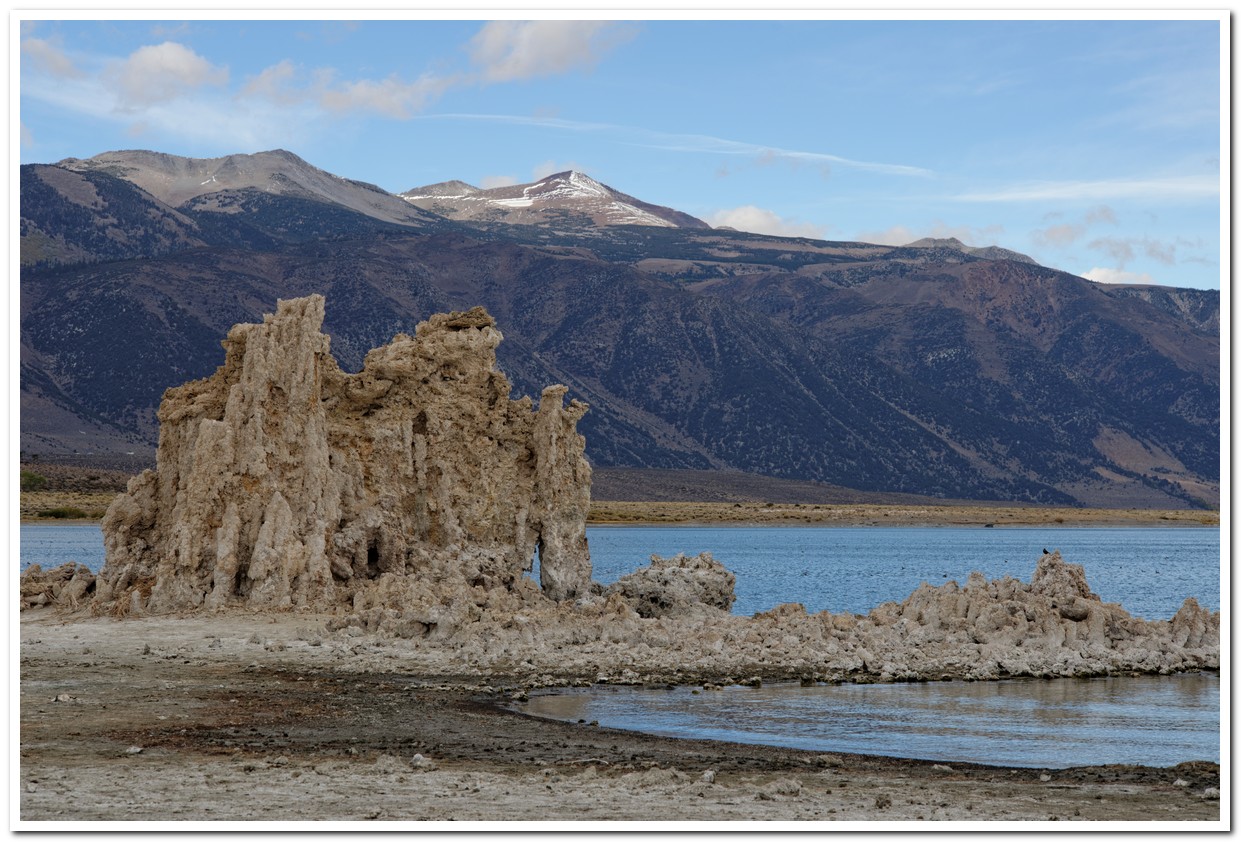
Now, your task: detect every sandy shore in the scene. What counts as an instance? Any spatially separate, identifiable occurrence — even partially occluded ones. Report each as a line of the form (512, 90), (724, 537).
(18, 609), (1221, 827)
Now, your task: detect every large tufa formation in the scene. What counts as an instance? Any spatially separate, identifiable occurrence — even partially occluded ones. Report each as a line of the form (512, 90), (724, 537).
(95, 295), (592, 615)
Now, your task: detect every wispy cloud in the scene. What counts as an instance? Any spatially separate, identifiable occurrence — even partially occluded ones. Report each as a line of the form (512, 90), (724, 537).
(1030, 205), (1116, 248)
(953, 175), (1218, 203)
(318, 73), (456, 119)
(421, 113), (932, 178)
(21, 37), (83, 78)
(468, 21), (636, 82)
(1088, 235), (1181, 268)
(1031, 223), (1085, 249)
(639, 130), (932, 177)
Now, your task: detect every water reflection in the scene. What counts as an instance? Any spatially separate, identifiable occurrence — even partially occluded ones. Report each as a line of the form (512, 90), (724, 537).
(521, 674), (1219, 768)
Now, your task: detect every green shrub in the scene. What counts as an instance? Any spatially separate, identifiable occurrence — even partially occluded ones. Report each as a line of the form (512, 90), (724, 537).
(20, 470), (48, 491)
(36, 506), (89, 519)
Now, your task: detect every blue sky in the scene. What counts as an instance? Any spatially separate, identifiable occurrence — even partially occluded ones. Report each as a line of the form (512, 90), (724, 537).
(18, 16), (1225, 289)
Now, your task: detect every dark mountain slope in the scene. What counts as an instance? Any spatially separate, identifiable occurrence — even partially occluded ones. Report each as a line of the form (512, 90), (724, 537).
(692, 259), (1218, 506)
(20, 164), (207, 268)
(21, 235), (1074, 502)
(19, 151), (1219, 508)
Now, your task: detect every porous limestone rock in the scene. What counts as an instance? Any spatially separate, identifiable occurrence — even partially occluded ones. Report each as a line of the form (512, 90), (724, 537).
(606, 552), (736, 618)
(94, 295), (592, 615)
(20, 563), (96, 610)
(373, 551), (1217, 683)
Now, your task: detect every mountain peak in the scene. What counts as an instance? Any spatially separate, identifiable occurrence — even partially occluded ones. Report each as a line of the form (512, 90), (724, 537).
(402, 170), (710, 230)
(905, 236), (1038, 266)
(57, 148), (439, 230)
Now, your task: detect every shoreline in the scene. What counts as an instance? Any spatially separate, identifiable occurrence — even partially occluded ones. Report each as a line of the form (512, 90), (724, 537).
(21, 492), (1221, 529)
(18, 609), (1222, 824)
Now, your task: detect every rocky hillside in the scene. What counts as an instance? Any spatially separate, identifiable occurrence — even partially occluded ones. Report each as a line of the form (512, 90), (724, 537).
(19, 150), (1220, 508)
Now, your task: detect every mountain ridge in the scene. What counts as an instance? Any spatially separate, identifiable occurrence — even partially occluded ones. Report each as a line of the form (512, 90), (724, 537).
(19, 149), (1220, 509)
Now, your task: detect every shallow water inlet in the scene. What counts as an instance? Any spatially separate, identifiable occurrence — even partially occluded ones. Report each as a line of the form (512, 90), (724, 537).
(521, 673), (1220, 769)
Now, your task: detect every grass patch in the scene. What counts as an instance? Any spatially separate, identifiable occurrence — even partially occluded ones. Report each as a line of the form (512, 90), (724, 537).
(36, 506), (92, 519)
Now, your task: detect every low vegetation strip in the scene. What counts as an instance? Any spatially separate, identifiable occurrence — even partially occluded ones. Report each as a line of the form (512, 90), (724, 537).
(21, 493), (1219, 527)
(21, 491), (117, 522)
(587, 501), (1219, 528)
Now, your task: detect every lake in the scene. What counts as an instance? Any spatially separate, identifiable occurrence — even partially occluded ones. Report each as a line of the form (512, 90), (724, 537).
(21, 523), (1220, 621)
(586, 525), (1219, 621)
(521, 672), (1220, 768)
(22, 522), (1221, 768)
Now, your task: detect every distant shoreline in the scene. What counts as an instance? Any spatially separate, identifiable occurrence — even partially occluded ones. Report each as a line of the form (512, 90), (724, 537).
(587, 501), (1218, 528)
(22, 491), (1218, 529)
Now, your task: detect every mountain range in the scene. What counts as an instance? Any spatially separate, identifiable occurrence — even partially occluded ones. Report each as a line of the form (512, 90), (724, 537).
(20, 149), (1220, 508)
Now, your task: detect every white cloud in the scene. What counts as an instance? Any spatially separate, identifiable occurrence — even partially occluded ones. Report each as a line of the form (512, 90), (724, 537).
(707, 206), (827, 239)
(468, 21), (634, 82)
(1082, 267), (1155, 285)
(243, 62), (443, 118)
(107, 42), (227, 110)
(1088, 237), (1135, 265)
(1086, 236), (1180, 268)
(20, 121), (33, 147)
(1143, 239), (1177, 265)
(318, 73), (454, 119)
(1030, 223), (1084, 248)
(21, 37), (82, 78)
(240, 60), (303, 105)
(854, 221), (1004, 247)
(953, 176), (1218, 203)
(480, 175), (518, 188)
(1084, 205), (1118, 226)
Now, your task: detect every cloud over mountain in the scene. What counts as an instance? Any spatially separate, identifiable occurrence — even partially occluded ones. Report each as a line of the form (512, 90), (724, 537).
(108, 42), (228, 109)
(707, 206), (826, 238)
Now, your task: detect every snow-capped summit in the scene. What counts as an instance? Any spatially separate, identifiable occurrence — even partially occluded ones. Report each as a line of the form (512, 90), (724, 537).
(400, 170), (710, 230)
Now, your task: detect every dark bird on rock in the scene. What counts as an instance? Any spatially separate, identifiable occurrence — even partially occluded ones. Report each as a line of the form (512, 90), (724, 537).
(1043, 548), (1050, 554)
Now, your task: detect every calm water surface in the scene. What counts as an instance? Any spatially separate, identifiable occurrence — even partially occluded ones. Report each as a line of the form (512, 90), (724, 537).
(589, 525), (1219, 620)
(522, 673), (1220, 768)
(20, 524), (104, 572)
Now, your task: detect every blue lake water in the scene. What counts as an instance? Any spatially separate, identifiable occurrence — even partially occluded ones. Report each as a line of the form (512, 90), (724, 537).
(23, 522), (1221, 767)
(588, 525), (1220, 621)
(20, 524), (105, 573)
(21, 524), (1220, 621)
(522, 673), (1220, 768)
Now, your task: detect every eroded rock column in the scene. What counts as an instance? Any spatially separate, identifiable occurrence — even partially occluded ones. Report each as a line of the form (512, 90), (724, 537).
(95, 295), (593, 615)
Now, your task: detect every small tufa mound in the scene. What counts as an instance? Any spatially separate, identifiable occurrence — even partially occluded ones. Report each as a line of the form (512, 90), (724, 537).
(606, 552), (736, 618)
(20, 563), (96, 611)
(93, 295), (592, 617)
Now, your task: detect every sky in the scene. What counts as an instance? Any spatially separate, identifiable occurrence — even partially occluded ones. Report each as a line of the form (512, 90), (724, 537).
(16, 15), (1226, 290)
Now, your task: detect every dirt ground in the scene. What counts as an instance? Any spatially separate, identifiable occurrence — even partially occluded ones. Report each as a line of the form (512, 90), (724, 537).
(17, 609), (1222, 827)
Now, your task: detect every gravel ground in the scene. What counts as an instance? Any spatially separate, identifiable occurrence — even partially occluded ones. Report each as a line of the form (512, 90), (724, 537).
(17, 609), (1222, 828)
